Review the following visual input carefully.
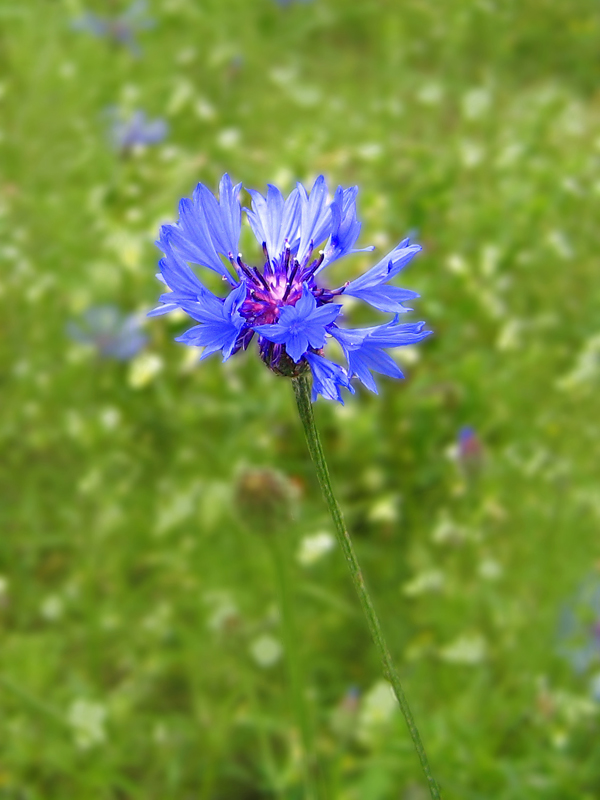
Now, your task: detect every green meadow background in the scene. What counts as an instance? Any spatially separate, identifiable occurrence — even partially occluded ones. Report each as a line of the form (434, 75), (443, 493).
(1, 0), (600, 797)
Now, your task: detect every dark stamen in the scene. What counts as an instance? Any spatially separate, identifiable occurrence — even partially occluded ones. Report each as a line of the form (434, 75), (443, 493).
(237, 255), (260, 286)
(252, 267), (270, 291)
(303, 238), (315, 267)
(329, 281), (350, 297)
(282, 258), (300, 302)
(303, 250), (325, 281)
(283, 243), (291, 275)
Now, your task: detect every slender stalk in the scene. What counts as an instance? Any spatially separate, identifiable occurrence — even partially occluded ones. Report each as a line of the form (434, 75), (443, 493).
(292, 374), (442, 800)
(270, 534), (321, 800)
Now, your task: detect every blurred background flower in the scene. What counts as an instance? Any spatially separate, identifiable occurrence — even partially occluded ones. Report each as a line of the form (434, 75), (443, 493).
(67, 305), (147, 360)
(106, 108), (168, 155)
(72, 1), (154, 57)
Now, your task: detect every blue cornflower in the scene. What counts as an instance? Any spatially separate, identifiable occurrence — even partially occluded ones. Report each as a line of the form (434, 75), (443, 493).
(108, 109), (168, 154)
(67, 305), (147, 360)
(72, 1), (154, 56)
(150, 175), (430, 402)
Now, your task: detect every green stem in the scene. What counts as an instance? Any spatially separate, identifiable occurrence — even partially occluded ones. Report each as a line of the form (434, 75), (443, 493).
(270, 534), (321, 800)
(292, 374), (442, 800)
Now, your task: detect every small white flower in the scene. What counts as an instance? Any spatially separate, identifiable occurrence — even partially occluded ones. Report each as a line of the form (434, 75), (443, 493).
(461, 87), (491, 120)
(249, 635), (282, 668)
(393, 345), (420, 365)
(478, 558), (503, 581)
(547, 230), (573, 260)
(431, 516), (465, 545)
(356, 143), (382, 161)
(357, 680), (397, 744)
(557, 333), (600, 390)
(204, 591), (239, 633)
(497, 318), (523, 352)
(446, 253), (468, 275)
(297, 532), (335, 566)
(368, 494), (399, 524)
(217, 128), (241, 150)
(459, 139), (485, 168)
(480, 244), (501, 277)
(40, 595), (64, 622)
(195, 98), (216, 120)
(67, 699), (107, 749)
(495, 141), (523, 169)
(416, 82), (443, 106)
(99, 406), (121, 431)
(439, 634), (487, 665)
(403, 569), (445, 597)
(128, 352), (163, 389)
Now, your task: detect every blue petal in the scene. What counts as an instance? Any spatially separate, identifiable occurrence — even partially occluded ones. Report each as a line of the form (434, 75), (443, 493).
(345, 241), (422, 292)
(295, 282), (317, 316)
(319, 186), (374, 272)
(253, 323), (289, 344)
(297, 176), (332, 264)
(344, 284), (419, 313)
(304, 351), (354, 403)
(309, 302), (343, 326)
(174, 281), (246, 361)
(192, 175), (242, 259)
(246, 185), (301, 261)
(158, 177), (241, 284)
(286, 331), (309, 362)
(157, 242), (213, 299)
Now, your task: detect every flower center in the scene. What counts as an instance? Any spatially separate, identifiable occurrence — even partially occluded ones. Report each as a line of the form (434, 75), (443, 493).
(235, 243), (324, 326)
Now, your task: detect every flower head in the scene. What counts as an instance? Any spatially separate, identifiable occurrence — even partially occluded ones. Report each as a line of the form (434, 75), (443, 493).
(68, 305), (147, 360)
(150, 175), (430, 402)
(457, 425), (485, 474)
(107, 108), (168, 154)
(72, 1), (154, 56)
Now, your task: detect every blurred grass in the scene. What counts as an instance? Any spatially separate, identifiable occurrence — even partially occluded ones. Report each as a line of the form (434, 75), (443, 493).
(1, 0), (600, 797)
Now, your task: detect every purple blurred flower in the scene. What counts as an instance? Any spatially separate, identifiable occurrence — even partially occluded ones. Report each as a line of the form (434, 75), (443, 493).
(72, 1), (154, 56)
(107, 109), (168, 154)
(67, 305), (147, 360)
(458, 425), (484, 471)
(150, 174), (430, 402)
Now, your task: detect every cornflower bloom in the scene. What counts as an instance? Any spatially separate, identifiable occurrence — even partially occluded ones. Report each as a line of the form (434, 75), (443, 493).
(149, 174), (441, 799)
(72, 1), (154, 56)
(150, 175), (430, 401)
(67, 305), (147, 360)
(108, 109), (168, 155)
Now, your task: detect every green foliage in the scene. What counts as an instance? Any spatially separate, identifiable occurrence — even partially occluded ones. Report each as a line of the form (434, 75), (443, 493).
(0, 0), (599, 797)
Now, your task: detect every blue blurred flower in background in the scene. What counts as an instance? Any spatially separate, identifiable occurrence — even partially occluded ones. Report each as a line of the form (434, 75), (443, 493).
(558, 575), (600, 674)
(275, 0), (313, 6)
(150, 175), (430, 402)
(457, 425), (485, 475)
(107, 109), (168, 155)
(72, 1), (154, 56)
(67, 305), (147, 361)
